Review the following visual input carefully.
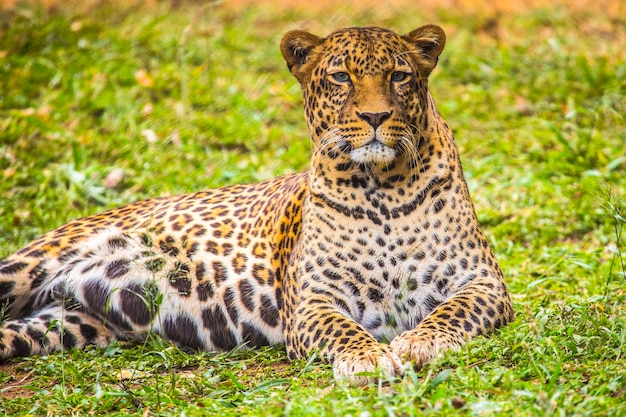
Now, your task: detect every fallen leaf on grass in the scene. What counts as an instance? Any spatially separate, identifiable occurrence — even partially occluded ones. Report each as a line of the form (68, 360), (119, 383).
(118, 369), (146, 381)
(140, 102), (153, 116)
(103, 168), (124, 188)
(514, 95), (533, 115)
(141, 129), (158, 143)
(135, 69), (154, 87)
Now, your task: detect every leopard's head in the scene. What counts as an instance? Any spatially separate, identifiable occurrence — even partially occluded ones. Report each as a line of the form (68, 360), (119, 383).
(281, 25), (446, 172)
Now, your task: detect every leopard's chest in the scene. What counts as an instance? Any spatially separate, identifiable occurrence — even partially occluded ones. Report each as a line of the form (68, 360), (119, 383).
(300, 212), (457, 342)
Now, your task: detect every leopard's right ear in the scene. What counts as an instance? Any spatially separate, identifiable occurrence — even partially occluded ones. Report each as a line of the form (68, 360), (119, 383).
(280, 30), (323, 83)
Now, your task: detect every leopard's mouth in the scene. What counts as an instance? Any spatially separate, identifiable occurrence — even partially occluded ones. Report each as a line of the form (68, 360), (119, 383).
(349, 139), (398, 165)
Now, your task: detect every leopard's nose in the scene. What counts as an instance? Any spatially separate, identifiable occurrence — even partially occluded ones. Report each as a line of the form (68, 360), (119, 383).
(356, 111), (392, 129)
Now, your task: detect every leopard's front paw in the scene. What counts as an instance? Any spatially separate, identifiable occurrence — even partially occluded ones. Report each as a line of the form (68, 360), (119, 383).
(389, 330), (462, 369)
(332, 345), (402, 386)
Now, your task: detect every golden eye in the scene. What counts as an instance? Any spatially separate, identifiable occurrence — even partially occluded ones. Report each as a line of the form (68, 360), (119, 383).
(330, 72), (350, 83)
(391, 71), (410, 82)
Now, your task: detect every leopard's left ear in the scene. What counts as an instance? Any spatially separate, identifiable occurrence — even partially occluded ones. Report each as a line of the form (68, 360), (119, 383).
(403, 25), (446, 77)
(280, 30), (323, 83)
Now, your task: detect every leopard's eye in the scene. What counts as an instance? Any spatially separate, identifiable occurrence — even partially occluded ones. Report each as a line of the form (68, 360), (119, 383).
(330, 72), (351, 83)
(391, 71), (410, 82)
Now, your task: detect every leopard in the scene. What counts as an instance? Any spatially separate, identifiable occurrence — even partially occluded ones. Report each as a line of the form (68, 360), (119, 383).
(0, 24), (514, 385)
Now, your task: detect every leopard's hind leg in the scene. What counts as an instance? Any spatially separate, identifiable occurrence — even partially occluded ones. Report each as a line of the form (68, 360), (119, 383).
(0, 305), (115, 359)
(0, 228), (162, 360)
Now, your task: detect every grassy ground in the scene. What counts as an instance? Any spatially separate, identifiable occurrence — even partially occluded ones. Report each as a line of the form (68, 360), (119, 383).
(0, 0), (625, 415)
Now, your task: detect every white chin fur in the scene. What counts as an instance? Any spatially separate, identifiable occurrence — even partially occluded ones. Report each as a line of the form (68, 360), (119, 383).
(349, 141), (397, 165)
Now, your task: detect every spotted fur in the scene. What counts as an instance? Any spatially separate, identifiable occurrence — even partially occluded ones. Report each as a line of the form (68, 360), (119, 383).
(0, 25), (513, 384)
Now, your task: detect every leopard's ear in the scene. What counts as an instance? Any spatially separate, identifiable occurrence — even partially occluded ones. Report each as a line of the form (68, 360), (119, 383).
(403, 25), (446, 78)
(280, 30), (323, 83)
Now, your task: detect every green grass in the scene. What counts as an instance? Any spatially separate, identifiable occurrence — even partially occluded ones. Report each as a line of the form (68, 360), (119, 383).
(1, 1), (625, 415)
